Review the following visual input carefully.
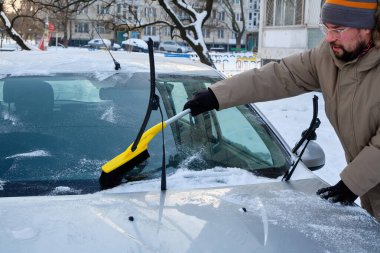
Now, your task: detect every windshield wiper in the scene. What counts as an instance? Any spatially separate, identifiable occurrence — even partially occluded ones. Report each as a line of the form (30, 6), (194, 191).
(282, 95), (321, 181)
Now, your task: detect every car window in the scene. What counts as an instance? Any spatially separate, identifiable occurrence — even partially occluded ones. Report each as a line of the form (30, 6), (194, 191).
(0, 72), (290, 197)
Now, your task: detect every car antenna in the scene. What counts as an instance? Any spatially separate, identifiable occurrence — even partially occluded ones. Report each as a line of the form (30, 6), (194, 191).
(282, 95), (321, 181)
(86, 14), (120, 70)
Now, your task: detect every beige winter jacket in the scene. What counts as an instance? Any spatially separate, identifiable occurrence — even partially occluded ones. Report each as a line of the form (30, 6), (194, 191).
(210, 41), (380, 208)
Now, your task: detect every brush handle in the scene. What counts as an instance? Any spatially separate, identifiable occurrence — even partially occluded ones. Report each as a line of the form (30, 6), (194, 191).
(165, 109), (191, 125)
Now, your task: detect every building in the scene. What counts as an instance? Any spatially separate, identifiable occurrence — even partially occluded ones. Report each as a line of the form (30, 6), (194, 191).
(50, 0), (260, 51)
(258, 0), (324, 64)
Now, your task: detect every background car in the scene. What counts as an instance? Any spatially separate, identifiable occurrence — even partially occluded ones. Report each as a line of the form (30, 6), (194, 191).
(0, 51), (379, 252)
(159, 40), (192, 53)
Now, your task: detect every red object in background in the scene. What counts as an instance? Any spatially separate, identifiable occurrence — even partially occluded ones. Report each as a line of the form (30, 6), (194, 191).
(48, 23), (55, 32)
(38, 33), (52, 50)
(38, 37), (44, 50)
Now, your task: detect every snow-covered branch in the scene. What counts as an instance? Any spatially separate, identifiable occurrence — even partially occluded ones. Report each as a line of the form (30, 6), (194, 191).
(157, 0), (215, 67)
(0, 2), (36, 50)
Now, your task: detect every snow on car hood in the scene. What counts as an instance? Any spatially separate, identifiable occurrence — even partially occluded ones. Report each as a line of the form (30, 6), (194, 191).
(0, 178), (379, 253)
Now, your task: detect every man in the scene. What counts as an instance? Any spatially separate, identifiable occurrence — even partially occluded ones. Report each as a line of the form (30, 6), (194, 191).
(184, 0), (380, 221)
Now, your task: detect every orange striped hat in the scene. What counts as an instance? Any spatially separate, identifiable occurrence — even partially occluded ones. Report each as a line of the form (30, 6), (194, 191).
(321, 0), (378, 29)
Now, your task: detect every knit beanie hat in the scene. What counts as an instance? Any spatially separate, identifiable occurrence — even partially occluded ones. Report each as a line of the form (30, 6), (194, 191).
(321, 0), (378, 29)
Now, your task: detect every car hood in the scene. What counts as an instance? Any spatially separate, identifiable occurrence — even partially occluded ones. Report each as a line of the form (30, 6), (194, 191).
(1, 178), (379, 253)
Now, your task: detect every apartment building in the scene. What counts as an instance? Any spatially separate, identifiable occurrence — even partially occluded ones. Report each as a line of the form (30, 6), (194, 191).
(258, 0), (324, 63)
(55, 0), (260, 51)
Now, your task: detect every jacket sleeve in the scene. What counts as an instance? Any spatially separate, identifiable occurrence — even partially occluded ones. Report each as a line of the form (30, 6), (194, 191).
(341, 131), (380, 196)
(210, 45), (323, 110)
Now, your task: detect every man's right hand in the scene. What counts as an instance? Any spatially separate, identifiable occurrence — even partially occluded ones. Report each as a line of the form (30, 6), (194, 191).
(183, 89), (219, 116)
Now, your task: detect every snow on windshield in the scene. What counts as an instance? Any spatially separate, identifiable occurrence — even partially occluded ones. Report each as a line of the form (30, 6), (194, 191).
(5, 150), (50, 159)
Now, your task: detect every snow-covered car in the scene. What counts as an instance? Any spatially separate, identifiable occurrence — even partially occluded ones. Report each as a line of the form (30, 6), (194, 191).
(121, 38), (148, 52)
(0, 51), (379, 253)
(159, 40), (191, 53)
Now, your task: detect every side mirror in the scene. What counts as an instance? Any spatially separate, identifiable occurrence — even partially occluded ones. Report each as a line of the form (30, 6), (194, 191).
(296, 140), (325, 171)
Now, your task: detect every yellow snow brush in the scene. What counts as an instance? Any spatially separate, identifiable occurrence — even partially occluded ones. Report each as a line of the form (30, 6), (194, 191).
(99, 109), (191, 189)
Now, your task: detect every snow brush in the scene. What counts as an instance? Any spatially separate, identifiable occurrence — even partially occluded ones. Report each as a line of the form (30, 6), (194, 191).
(99, 109), (190, 189)
(99, 37), (190, 189)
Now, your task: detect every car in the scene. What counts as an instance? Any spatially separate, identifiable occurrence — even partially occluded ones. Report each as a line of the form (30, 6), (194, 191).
(0, 50), (379, 253)
(121, 38), (148, 52)
(87, 38), (120, 50)
(47, 43), (66, 50)
(159, 40), (191, 53)
(0, 43), (21, 51)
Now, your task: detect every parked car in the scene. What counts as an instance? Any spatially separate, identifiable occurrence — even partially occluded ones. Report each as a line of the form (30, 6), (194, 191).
(121, 38), (148, 52)
(0, 43), (21, 51)
(0, 51), (379, 253)
(159, 40), (192, 53)
(47, 43), (66, 50)
(87, 38), (120, 50)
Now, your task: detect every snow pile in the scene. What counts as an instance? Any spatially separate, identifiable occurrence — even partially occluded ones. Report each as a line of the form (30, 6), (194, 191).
(102, 167), (276, 194)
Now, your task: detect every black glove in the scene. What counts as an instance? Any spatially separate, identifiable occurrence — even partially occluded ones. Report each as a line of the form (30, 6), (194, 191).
(183, 88), (219, 116)
(316, 180), (357, 205)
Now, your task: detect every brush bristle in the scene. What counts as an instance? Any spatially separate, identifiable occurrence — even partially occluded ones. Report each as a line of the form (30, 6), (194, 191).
(99, 150), (150, 189)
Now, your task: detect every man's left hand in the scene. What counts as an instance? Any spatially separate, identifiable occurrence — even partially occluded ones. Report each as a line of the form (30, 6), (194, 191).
(316, 180), (357, 205)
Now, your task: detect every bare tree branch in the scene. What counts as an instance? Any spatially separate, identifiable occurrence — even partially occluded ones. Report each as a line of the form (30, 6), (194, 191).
(221, 0), (245, 49)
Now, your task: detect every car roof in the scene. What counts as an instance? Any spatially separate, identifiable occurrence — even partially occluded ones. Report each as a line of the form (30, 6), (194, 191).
(0, 50), (215, 76)
(1, 178), (379, 253)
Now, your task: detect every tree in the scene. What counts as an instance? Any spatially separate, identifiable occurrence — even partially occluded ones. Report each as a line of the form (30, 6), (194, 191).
(112, 0), (215, 67)
(156, 0), (214, 67)
(0, 0), (43, 50)
(1, 0), (216, 67)
(28, 0), (100, 47)
(221, 0), (245, 50)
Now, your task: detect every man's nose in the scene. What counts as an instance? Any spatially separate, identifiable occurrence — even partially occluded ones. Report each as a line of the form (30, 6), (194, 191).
(325, 31), (337, 43)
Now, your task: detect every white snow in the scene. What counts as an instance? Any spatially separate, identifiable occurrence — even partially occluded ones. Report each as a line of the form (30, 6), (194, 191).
(104, 167), (277, 194)
(5, 150), (51, 159)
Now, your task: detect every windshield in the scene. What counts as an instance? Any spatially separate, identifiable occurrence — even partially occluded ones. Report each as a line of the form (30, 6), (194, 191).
(0, 72), (290, 197)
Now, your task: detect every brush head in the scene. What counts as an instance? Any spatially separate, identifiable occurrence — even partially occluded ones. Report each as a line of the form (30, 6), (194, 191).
(99, 150), (150, 189)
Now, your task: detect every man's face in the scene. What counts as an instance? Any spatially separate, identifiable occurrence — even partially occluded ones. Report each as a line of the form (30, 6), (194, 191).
(323, 23), (372, 62)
